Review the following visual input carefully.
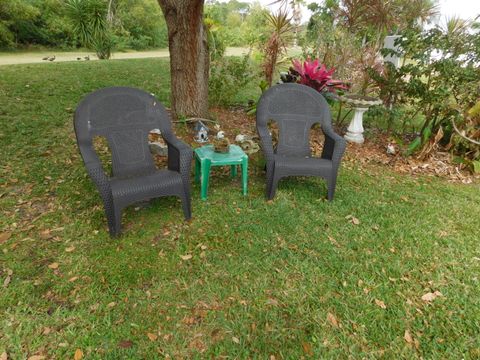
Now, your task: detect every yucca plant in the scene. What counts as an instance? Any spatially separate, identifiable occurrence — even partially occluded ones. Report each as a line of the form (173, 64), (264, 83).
(65, 0), (115, 59)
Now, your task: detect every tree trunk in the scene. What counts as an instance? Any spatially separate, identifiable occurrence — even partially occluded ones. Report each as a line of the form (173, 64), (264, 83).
(157, 0), (209, 119)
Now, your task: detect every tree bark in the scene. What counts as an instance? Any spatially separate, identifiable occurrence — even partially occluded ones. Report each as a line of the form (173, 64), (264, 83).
(157, 0), (209, 119)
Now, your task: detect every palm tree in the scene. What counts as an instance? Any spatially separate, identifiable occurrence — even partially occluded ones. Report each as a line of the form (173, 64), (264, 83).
(263, 8), (294, 86)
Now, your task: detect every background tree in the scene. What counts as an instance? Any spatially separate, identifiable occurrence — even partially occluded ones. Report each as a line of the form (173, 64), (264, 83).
(0, 0), (39, 48)
(157, 0), (209, 118)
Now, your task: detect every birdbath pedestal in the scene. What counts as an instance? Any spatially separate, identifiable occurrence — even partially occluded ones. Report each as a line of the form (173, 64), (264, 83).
(339, 94), (382, 144)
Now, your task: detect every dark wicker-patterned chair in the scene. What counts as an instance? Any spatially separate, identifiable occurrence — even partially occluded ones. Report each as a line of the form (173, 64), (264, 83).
(74, 87), (192, 237)
(256, 83), (346, 201)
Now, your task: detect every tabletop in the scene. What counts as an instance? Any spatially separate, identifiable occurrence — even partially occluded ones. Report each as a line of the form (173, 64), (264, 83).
(194, 144), (247, 165)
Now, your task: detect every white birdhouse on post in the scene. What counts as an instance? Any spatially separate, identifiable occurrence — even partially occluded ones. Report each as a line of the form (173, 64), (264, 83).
(383, 35), (402, 68)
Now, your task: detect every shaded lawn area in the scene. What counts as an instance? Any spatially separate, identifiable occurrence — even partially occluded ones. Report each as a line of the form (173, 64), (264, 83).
(1, 59), (479, 359)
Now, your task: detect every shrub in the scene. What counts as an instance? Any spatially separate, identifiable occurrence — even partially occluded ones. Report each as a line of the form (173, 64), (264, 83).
(209, 55), (255, 106)
(368, 22), (480, 162)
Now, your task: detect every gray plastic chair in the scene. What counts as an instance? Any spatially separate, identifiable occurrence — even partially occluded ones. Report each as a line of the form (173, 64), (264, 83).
(256, 83), (346, 200)
(74, 87), (192, 237)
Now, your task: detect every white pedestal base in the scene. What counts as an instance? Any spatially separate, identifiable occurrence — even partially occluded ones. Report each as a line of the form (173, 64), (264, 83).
(345, 107), (368, 144)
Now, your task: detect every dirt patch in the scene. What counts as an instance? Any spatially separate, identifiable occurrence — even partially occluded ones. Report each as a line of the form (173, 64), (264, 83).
(176, 107), (478, 184)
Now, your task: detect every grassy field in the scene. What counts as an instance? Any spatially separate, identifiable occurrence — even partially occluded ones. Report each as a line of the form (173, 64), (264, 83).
(0, 58), (479, 359)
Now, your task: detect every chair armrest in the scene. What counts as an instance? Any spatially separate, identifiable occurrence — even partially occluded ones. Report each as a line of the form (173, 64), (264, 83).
(78, 143), (114, 208)
(79, 143), (111, 190)
(256, 125), (275, 164)
(163, 135), (193, 174)
(321, 127), (346, 165)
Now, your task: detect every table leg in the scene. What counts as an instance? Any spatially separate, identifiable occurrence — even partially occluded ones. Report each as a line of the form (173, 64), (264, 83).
(241, 157), (248, 196)
(194, 157), (201, 183)
(200, 159), (211, 200)
(230, 165), (237, 178)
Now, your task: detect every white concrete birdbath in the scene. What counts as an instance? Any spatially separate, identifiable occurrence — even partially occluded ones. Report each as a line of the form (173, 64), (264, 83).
(340, 94), (382, 144)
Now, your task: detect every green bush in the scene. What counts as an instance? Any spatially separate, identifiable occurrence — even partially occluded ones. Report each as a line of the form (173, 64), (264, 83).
(0, 0), (168, 50)
(368, 21), (480, 162)
(209, 55), (255, 106)
(117, 0), (168, 49)
(0, 0), (39, 48)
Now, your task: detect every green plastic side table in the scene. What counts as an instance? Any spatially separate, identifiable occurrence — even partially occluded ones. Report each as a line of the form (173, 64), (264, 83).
(194, 144), (248, 200)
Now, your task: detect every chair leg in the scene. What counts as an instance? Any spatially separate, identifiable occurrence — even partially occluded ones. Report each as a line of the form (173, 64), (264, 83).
(106, 205), (122, 237)
(268, 173), (280, 200)
(327, 177), (337, 201)
(181, 193), (192, 220)
(265, 163), (274, 199)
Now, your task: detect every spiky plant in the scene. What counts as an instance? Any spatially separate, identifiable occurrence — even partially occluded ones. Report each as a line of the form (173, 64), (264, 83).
(65, 0), (114, 59)
(262, 9), (294, 86)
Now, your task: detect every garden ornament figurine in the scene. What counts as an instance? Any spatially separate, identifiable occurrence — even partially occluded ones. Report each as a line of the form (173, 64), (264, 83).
(212, 130), (230, 153)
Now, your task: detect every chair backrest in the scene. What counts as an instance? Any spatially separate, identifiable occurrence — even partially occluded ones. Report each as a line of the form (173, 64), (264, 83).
(74, 87), (171, 178)
(256, 83), (332, 157)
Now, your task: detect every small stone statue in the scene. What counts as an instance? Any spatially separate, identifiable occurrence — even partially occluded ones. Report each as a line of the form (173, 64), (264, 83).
(212, 130), (230, 153)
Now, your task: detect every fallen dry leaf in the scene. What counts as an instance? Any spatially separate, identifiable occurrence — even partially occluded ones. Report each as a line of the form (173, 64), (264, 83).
(65, 246), (75, 253)
(39, 230), (53, 240)
(28, 356), (46, 360)
(0, 352), (7, 360)
(107, 302), (116, 308)
(345, 215), (360, 225)
(182, 316), (196, 325)
(118, 340), (133, 348)
(375, 299), (387, 309)
(421, 291), (443, 302)
(68, 276), (79, 282)
(266, 298), (279, 306)
(188, 338), (207, 352)
(74, 349), (83, 360)
(327, 312), (339, 328)
(404, 330), (413, 343)
(42, 327), (52, 335)
(3, 272), (12, 288)
(48, 262), (59, 269)
(232, 336), (240, 344)
(328, 235), (340, 247)
(0, 232), (11, 244)
(302, 341), (314, 356)
(147, 332), (158, 341)
(180, 254), (192, 261)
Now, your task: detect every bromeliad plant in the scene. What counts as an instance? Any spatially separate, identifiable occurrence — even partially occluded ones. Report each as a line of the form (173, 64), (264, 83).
(282, 58), (350, 96)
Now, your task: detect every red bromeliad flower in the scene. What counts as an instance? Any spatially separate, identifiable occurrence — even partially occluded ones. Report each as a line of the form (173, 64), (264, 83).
(290, 58), (349, 93)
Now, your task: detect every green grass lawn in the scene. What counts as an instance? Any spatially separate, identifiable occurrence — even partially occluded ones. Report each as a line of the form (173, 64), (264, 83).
(1, 59), (479, 359)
